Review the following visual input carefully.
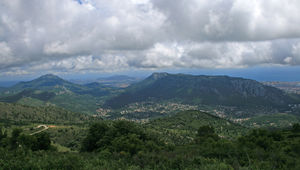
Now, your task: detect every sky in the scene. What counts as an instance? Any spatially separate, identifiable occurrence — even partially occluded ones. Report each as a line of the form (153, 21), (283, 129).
(1, 0), (300, 81)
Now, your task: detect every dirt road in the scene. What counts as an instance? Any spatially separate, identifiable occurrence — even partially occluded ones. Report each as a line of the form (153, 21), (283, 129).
(30, 125), (49, 135)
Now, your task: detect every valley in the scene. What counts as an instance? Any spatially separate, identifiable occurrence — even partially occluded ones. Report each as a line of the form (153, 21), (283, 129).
(1, 72), (300, 169)
(263, 81), (300, 94)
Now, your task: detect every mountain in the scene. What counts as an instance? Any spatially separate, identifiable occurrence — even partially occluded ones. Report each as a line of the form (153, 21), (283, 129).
(0, 81), (19, 87)
(105, 72), (300, 109)
(1, 74), (120, 96)
(0, 74), (120, 114)
(1, 74), (110, 96)
(1, 74), (69, 94)
(0, 86), (5, 92)
(98, 75), (137, 81)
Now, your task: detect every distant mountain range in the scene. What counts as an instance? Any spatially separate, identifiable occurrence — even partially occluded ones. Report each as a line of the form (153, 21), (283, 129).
(69, 75), (141, 88)
(0, 74), (121, 114)
(96, 75), (141, 88)
(105, 72), (300, 109)
(2, 72), (300, 118)
(0, 81), (19, 87)
(1, 74), (113, 96)
(263, 81), (300, 94)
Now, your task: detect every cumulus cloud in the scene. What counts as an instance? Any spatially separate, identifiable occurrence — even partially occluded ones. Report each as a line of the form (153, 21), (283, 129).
(151, 0), (300, 41)
(1, 0), (300, 76)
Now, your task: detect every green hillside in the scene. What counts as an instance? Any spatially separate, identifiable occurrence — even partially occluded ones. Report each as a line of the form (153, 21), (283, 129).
(1, 116), (300, 169)
(147, 110), (247, 144)
(0, 102), (97, 124)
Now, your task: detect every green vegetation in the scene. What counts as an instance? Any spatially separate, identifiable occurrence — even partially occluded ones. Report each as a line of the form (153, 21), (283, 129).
(147, 110), (247, 144)
(48, 125), (88, 151)
(240, 113), (300, 128)
(0, 102), (97, 124)
(1, 120), (300, 169)
(0, 127), (51, 151)
(1, 73), (300, 169)
(81, 120), (165, 155)
(48, 93), (101, 114)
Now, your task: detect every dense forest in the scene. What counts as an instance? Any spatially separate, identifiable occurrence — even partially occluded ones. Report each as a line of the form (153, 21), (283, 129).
(1, 118), (300, 169)
(0, 102), (98, 124)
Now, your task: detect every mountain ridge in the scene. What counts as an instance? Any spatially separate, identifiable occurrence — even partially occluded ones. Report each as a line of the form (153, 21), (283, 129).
(0, 74), (120, 114)
(105, 72), (300, 109)
(0, 74), (115, 97)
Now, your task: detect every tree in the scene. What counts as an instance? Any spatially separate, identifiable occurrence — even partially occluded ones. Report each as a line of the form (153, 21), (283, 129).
(82, 122), (109, 152)
(18, 134), (37, 150)
(197, 125), (215, 137)
(82, 121), (162, 155)
(196, 125), (219, 144)
(0, 126), (7, 141)
(33, 132), (51, 150)
(10, 128), (22, 149)
(292, 123), (300, 133)
(0, 126), (8, 147)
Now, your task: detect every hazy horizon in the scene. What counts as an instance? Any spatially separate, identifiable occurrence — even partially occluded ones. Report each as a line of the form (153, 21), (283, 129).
(1, 66), (300, 87)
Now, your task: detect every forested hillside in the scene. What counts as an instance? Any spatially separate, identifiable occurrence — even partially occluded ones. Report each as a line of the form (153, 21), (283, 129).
(105, 73), (300, 109)
(147, 110), (247, 144)
(0, 102), (96, 124)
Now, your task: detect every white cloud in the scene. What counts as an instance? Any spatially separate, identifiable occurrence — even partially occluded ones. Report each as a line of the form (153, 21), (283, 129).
(1, 0), (300, 76)
(151, 0), (300, 41)
(291, 43), (300, 64)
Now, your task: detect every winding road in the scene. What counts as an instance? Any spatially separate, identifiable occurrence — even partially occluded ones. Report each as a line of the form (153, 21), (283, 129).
(30, 125), (49, 135)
